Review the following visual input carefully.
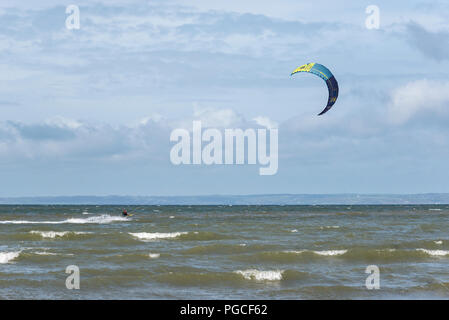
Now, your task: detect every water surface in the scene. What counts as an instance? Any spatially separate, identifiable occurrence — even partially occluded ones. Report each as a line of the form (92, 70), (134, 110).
(1, 205), (448, 299)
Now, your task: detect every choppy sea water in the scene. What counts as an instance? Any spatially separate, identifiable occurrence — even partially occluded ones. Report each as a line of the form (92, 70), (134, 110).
(1, 205), (449, 299)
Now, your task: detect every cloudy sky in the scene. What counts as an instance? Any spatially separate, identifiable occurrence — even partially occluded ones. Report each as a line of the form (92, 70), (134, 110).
(0, 0), (448, 196)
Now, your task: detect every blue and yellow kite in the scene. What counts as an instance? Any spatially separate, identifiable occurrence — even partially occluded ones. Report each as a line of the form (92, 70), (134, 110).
(291, 63), (339, 115)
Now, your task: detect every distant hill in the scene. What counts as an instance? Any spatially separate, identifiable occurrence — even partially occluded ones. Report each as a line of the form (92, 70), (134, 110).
(1, 194), (449, 205)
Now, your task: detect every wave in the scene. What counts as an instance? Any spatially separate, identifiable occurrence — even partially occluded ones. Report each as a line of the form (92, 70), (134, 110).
(154, 269), (306, 286)
(30, 231), (91, 239)
(12, 250), (74, 262)
(233, 249), (349, 263)
(234, 247), (449, 263)
(31, 251), (58, 256)
(312, 250), (347, 256)
(283, 249), (348, 256)
(178, 231), (230, 241)
(183, 243), (272, 255)
(98, 252), (163, 262)
(61, 215), (128, 224)
(337, 248), (449, 261)
(416, 249), (449, 257)
(129, 231), (228, 242)
(0, 251), (21, 264)
(129, 232), (187, 241)
(234, 269), (283, 281)
(0, 214), (128, 225)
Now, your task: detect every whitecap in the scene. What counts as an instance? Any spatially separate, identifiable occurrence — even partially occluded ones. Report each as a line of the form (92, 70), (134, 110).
(129, 232), (187, 241)
(417, 249), (449, 256)
(313, 250), (347, 256)
(376, 248), (396, 252)
(148, 253), (160, 259)
(0, 251), (21, 264)
(33, 251), (58, 256)
(283, 250), (306, 254)
(0, 214), (127, 225)
(235, 269), (283, 281)
(30, 231), (90, 238)
(64, 215), (128, 224)
(31, 231), (69, 238)
(283, 249), (347, 256)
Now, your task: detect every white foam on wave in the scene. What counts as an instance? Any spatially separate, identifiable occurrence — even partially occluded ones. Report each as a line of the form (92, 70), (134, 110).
(33, 251), (58, 256)
(320, 225), (340, 229)
(0, 214), (128, 225)
(0, 251), (21, 264)
(64, 215), (128, 224)
(82, 211), (90, 215)
(235, 269), (284, 281)
(313, 250), (347, 256)
(283, 250), (306, 254)
(376, 248), (396, 252)
(417, 249), (449, 256)
(429, 208), (442, 211)
(290, 229), (298, 233)
(129, 232), (187, 241)
(434, 241), (443, 245)
(31, 231), (69, 238)
(148, 253), (160, 259)
(30, 231), (91, 238)
(283, 249), (347, 256)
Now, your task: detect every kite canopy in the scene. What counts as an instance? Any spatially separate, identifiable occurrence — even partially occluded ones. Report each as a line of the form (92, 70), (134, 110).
(291, 63), (339, 115)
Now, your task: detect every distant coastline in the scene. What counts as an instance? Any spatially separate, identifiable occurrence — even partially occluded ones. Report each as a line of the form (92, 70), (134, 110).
(1, 193), (449, 205)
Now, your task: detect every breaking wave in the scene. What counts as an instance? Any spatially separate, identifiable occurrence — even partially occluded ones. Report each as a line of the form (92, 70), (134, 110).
(235, 269), (284, 281)
(129, 232), (187, 241)
(312, 250), (348, 256)
(129, 231), (228, 241)
(30, 231), (91, 239)
(416, 249), (449, 257)
(0, 251), (21, 264)
(0, 215), (128, 225)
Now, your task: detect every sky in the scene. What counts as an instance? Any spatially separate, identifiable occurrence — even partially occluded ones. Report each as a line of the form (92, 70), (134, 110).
(0, 0), (449, 196)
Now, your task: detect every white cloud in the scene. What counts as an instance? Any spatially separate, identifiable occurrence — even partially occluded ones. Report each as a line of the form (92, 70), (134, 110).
(0, 108), (273, 162)
(388, 79), (449, 124)
(252, 116), (277, 129)
(190, 104), (245, 128)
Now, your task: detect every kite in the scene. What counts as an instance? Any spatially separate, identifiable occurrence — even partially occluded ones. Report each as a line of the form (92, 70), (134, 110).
(291, 63), (339, 115)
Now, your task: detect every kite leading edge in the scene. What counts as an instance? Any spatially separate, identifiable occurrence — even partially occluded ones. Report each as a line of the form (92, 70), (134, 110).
(291, 63), (339, 115)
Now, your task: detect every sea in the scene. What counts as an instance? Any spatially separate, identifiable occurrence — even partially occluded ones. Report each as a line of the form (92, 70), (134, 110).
(1, 205), (448, 299)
